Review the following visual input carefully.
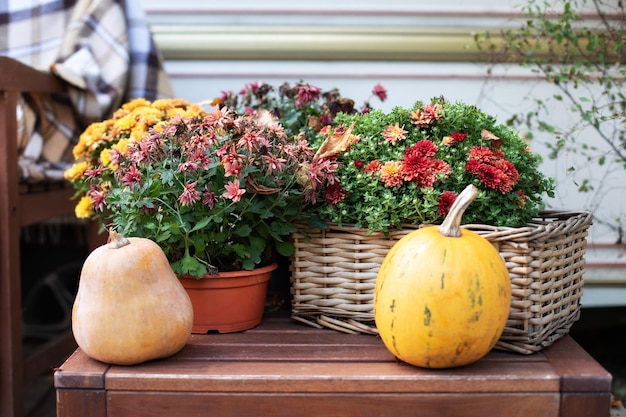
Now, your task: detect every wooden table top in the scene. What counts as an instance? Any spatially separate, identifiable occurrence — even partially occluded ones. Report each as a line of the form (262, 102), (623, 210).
(55, 317), (612, 417)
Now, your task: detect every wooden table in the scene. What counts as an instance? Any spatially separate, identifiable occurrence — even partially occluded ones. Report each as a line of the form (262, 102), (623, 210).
(54, 317), (612, 417)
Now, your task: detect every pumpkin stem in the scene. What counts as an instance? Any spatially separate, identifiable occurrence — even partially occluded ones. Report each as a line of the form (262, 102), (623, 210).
(438, 184), (479, 238)
(108, 228), (131, 249)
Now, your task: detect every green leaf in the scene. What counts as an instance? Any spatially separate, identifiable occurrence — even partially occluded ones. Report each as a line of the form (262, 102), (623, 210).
(171, 254), (208, 278)
(275, 240), (295, 257)
(190, 216), (211, 233)
(271, 221), (294, 236)
(248, 235), (266, 255)
(234, 224), (252, 237)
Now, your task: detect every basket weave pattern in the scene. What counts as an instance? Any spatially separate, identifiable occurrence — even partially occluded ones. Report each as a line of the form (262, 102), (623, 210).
(290, 211), (592, 354)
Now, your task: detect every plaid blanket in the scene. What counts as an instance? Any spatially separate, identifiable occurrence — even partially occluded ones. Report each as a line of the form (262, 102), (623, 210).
(1, 0), (173, 182)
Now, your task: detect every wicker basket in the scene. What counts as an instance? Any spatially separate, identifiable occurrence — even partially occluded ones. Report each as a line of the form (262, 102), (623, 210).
(290, 211), (593, 354)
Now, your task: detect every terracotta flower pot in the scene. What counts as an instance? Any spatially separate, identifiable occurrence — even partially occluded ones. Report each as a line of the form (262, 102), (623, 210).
(179, 262), (276, 334)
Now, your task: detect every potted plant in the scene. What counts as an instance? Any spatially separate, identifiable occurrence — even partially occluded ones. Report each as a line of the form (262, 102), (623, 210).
(64, 97), (333, 333)
(290, 97), (592, 354)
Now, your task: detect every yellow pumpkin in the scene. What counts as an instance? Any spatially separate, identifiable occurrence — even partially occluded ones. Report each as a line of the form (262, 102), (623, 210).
(72, 230), (194, 365)
(374, 184), (511, 368)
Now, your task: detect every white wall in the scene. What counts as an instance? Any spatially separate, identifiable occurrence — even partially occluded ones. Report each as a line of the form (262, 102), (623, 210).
(139, 1), (626, 298)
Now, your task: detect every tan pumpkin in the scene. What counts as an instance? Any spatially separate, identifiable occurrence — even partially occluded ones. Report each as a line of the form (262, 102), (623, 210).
(72, 230), (194, 365)
(374, 184), (511, 368)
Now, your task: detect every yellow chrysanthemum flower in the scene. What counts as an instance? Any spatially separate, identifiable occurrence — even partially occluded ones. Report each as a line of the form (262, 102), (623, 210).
(136, 107), (164, 126)
(130, 125), (148, 142)
(75, 195), (95, 219)
(182, 104), (205, 118)
(72, 141), (87, 160)
(100, 148), (113, 167)
(113, 138), (130, 154)
(153, 121), (166, 132)
(74, 121), (109, 159)
(114, 113), (137, 131)
(152, 98), (190, 111)
(122, 98), (151, 111)
(64, 161), (89, 182)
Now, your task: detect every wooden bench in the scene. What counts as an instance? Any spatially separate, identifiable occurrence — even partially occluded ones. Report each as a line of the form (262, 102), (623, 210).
(54, 317), (612, 417)
(0, 56), (80, 417)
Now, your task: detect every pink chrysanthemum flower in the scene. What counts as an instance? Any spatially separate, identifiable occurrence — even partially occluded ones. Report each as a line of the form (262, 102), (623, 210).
(222, 179), (246, 202)
(382, 123), (407, 145)
(410, 103), (443, 127)
(294, 84), (322, 108)
(178, 181), (201, 206)
(119, 164), (142, 187)
(202, 186), (218, 209)
(372, 83), (388, 102)
(87, 185), (107, 212)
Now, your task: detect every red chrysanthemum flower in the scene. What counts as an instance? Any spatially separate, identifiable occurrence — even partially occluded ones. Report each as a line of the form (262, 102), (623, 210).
(443, 131), (468, 146)
(494, 159), (520, 193)
(465, 158), (482, 175)
(325, 182), (346, 205)
(364, 160), (382, 174)
(466, 146), (519, 193)
(403, 158), (451, 188)
(401, 140), (451, 188)
(475, 164), (502, 190)
(468, 146), (505, 163)
(405, 140), (438, 159)
(438, 190), (458, 217)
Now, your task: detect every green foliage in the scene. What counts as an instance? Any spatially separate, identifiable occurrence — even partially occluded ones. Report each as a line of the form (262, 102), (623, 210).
(311, 98), (554, 231)
(474, 0), (625, 239)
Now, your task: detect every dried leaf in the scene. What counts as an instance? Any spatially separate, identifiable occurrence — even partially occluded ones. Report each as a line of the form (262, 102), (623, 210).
(314, 123), (358, 160)
(308, 115), (323, 132)
(481, 129), (502, 149)
(246, 175), (280, 195)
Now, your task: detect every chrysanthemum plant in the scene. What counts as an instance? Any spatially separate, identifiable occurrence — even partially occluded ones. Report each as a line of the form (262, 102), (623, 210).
(65, 98), (334, 277)
(218, 80), (387, 142)
(309, 97), (555, 233)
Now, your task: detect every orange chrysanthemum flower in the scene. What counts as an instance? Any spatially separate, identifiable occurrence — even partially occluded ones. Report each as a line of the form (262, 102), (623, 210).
(379, 161), (404, 187)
